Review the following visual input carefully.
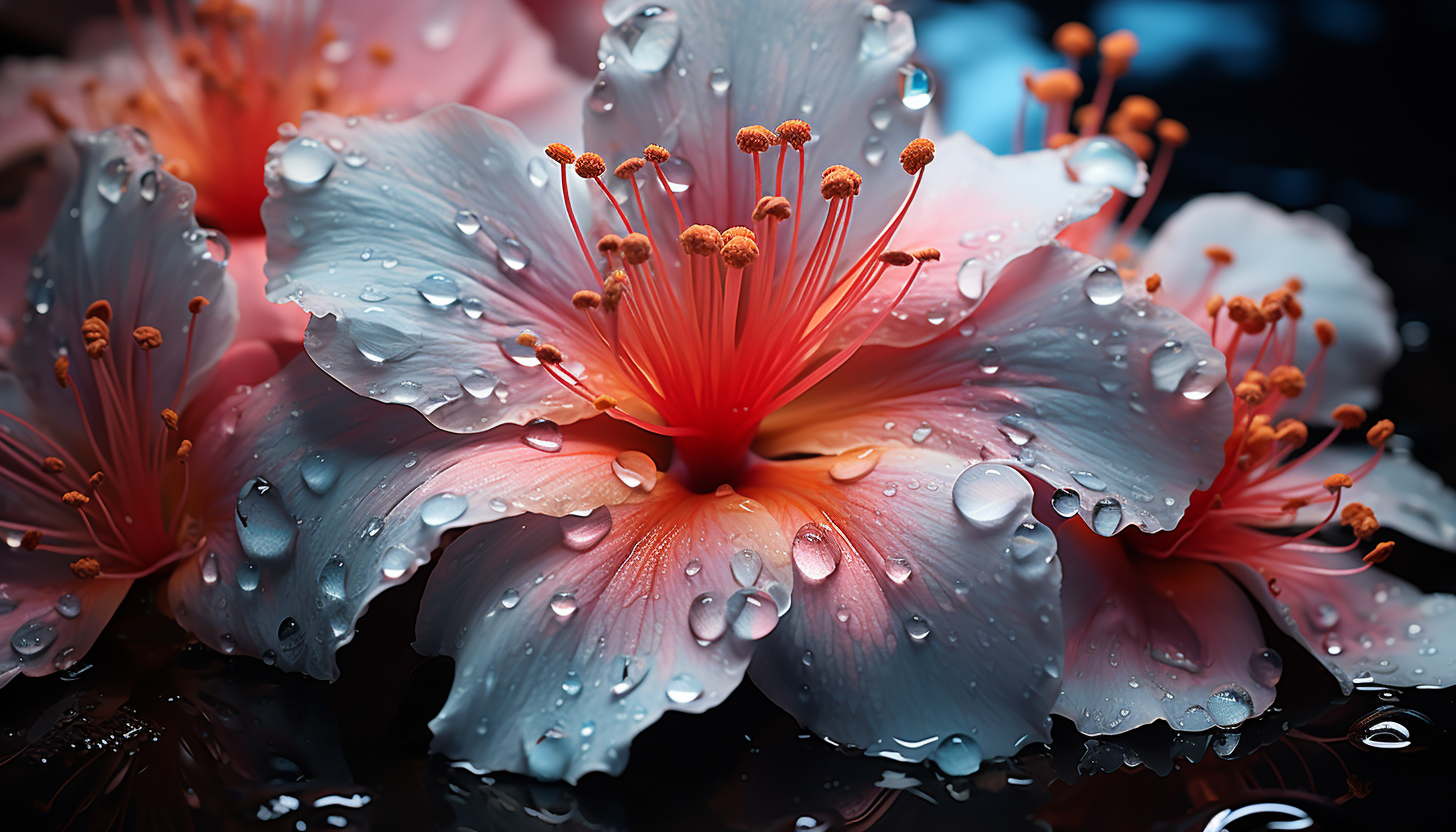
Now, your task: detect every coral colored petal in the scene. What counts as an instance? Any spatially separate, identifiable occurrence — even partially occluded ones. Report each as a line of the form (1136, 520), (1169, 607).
(262, 106), (609, 432)
(848, 133), (1121, 348)
(1053, 520), (1275, 734)
(586, 0), (923, 253)
(166, 357), (663, 680)
(761, 245), (1232, 534)
(739, 450), (1062, 772)
(226, 237), (309, 348)
(416, 482), (792, 783)
(1, 558), (131, 686)
(1226, 552), (1456, 692)
(1139, 194), (1399, 418)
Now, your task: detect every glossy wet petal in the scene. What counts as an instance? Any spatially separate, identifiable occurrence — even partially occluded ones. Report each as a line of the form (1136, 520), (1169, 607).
(1139, 193), (1399, 418)
(1, 554), (131, 686)
(416, 482), (791, 783)
(0, 143), (74, 355)
(739, 451), (1062, 771)
(760, 245), (1233, 534)
(1053, 520), (1275, 734)
(1226, 552), (1456, 692)
(262, 106), (605, 432)
(166, 357), (662, 679)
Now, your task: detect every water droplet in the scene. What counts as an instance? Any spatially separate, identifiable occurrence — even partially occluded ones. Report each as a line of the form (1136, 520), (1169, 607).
(1070, 471), (1108, 491)
(978, 345), (1002, 373)
(454, 209), (481, 235)
(869, 101), (893, 130)
(828, 447), (881, 482)
(1091, 499), (1123, 536)
(708, 67), (730, 95)
(138, 169), (158, 202)
(277, 616), (304, 656)
(860, 3), (911, 59)
(237, 560), (260, 591)
(562, 671), (583, 696)
(499, 588), (521, 609)
(319, 554), (347, 600)
(456, 367), (499, 398)
(792, 523), (841, 581)
(911, 423), (933, 443)
(953, 464), (1031, 529)
(527, 157), (550, 188)
(666, 673), (703, 703)
(688, 592), (726, 642)
(731, 549), (762, 586)
(364, 517), (385, 538)
(611, 655), (653, 695)
(347, 308), (421, 363)
(885, 556), (913, 584)
(905, 614), (931, 641)
(1314, 603), (1340, 630)
(1082, 265), (1124, 305)
(930, 734), (982, 775)
(1149, 340), (1201, 393)
(54, 593), (80, 619)
(522, 419), (563, 452)
(836, 605), (850, 624)
(415, 273), (460, 307)
(11, 620), (56, 656)
(381, 544), (417, 580)
(659, 155), (695, 193)
(898, 62), (934, 109)
(1321, 632), (1343, 655)
(1051, 488), (1080, 518)
(219, 633), (237, 653)
(342, 149), (367, 168)
(261, 649), (277, 665)
(1249, 648), (1283, 687)
(420, 492), (468, 526)
(200, 552), (219, 584)
(802, 650), (814, 667)
(1009, 521), (1055, 576)
(1352, 711), (1420, 750)
(725, 588), (778, 640)
(561, 507), (612, 551)
(278, 137), (336, 188)
(235, 477), (297, 561)
(1206, 684), (1254, 726)
(358, 285), (388, 302)
(1065, 136), (1145, 197)
(614, 5), (680, 73)
(497, 237), (532, 271)
(96, 157), (130, 203)
(419, 1), (461, 49)
(300, 452), (339, 494)
(1181, 703), (1214, 730)
(550, 592), (578, 618)
(461, 297), (486, 319)
(525, 725), (574, 780)
(612, 451), (658, 491)
(861, 134), (886, 166)
(684, 557), (703, 578)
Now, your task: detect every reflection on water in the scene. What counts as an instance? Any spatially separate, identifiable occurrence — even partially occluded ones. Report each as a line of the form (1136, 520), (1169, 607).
(1, 577), (1450, 831)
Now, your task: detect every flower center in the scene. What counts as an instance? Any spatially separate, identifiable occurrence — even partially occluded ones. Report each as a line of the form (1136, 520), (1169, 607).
(1, 297), (211, 581)
(532, 122), (938, 490)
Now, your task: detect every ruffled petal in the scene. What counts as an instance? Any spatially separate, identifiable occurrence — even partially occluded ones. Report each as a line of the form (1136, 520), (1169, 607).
(1138, 193), (1399, 418)
(1226, 553), (1456, 692)
(761, 245), (1233, 534)
(586, 0), (922, 247)
(415, 482), (792, 783)
(1, 557), (131, 687)
(1053, 520), (1276, 734)
(847, 133), (1123, 348)
(262, 106), (609, 432)
(11, 126), (238, 450)
(739, 451), (1062, 772)
(166, 357), (662, 680)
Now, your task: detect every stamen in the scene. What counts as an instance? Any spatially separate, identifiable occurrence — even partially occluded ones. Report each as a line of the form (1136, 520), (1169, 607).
(42, 457), (65, 473)
(161, 408), (179, 430)
(20, 530), (42, 550)
(1364, 541), (1394, 565)
(1053, 22), (1096, 63)
(1323, 473), (1353, 493)
(1145, 274), (1162, 294)
(1332, 404), (1366, 429)
(1366, 419), (1394, 446)
(70, 557), (102, 579)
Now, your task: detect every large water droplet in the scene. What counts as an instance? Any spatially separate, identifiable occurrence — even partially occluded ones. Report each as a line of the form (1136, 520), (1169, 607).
(860, 4), (912, 59)
(138, 169), (158, 202)
(97, 157), (130, 203)
(730, 549), (762, 587)
(1070, 470), (1108, 491)
(898, 62), (934, 109)
(277, 616), (304, 658)
(1065, 136), (1145, 197)
(666, 673), (703, 703)
(1051, 488), (1081, 518)
(497, 237), (532, 271)
(930, 734), (982, 775)
(1149, 340), (1200, 393)
(415, 273), (460, 307)
(659, 155), (695, 194)
(828, 447), (881, 482)
(11, 619), (57, 656)
(525, 725), (574, 780)
(978, 345), (1002, 373)
(1314, 602), (1340, 630)
(953, 464), (1031, 529)
(522, 419), (563, 452)
(561, 507), (612, 551)
(1178, 359), (1223, 401)
(1249, 648), (1282, 687)
(527, 157), (550, 188)
(454, 209), (481, 235)
(278, 137), (337, 188)
(1091, 498), (1123, 536)
(1082, 265), (1124, 305)
(420, 492), (468, 527)
(562, 671), (583, 696)
(550, 592), (578, 618)
(615, 6), (680, 73)
(456, 366), (499, 398)
(1009, 521), (1056, 577)
(688, 592), (726, 642)
(611, 655), (653, 695)
(708, 67), (731, 95)
(905, 614), (931, 641)
(612, 451), (658, 491)
(1206, 684), (1255, 726)
(347, 308), (421, 363)
(235, 477), (297, 561)
(200, 552), (219, 584)
(792, 523), (841, 581)
(499, 587), (521, 609)
(236, 560), (260, 591)
(725, 588), (779, 640)
(319, 554), (347, 600)
(885, 556), (913, 584)
(300, 451), (340, 494)
(381, 544), (417, 579)
(54, 593), (80, 619)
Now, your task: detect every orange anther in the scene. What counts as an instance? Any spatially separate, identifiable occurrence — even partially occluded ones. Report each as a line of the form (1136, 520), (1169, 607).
(592, 394), (618, 410)
(1099, 29), (1140, 62)
(1155, 119), (1189, 147)
(643, 144), (671, 164)
(723, 226), (755, 241)
(1284, 276), (1304, 292)
(1053, 22), (1096, 58)
(544, 143), (575, 165)
(912, 247), (941, 262)
(1117, 95), (1161, 131)
(1073, 104), (1101, 132)
(176, 439), (193, 461)
(1332, 404), (1366, 429)
(1314, 318), (1338, 347)
(133, 326), (163, 350)
(515, 332), (539, 348)
(1205, 294), (1225, 318)
(679, 224), (723, 257)
(597, 233), (622, 253)
(161, 408), (179, 430)
(1204, 245), (1234, 265)
(899, 137), (935, 175)
(1324, 473), (1354, 493)
(1046, 132), (1078, 149)
(574, 153), (606, 179)
(722, 235), (760, 269)
(41, 456), (65, 473)
(88, 470), (104, 489)
(1113, 130), (1153, 160)
(1340, 503), (1372, 525)
(189, 295), (209, 314)
(54, 356), (70, 388)
(1144, 274), (1162, 293)
(821, 168), (860, 200)
(1274, 418), (1309, 446)
(736, 125), (776, 154)
(614, 157), (645, 179)
(367, 42), (394, 65)
(1235, 382), (1266, 406)
(572, 290), (603, 310)
(1366, 419), (1394, 446)
(620, 232), (652, 265)
(1364, 541), (1394, 565)
(775, 120), (812, 150)
(20, 529), (42, 551)
(534, 343), (564, 365)
(879, 251), (915, 267)
(752, 195), (792, 222)
(70, 557), (101, 579)
(62, 490), (90, 507)
(602, 271), (627, 312)
(1030, 68), (1083, 103)
(1268, 365), (1307, 398)
(85, 299), (112, 322)
(1226, 295), (1266, 334)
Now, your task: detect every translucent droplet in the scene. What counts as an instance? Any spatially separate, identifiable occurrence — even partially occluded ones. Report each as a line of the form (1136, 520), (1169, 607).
(420, 492), (468, 526)
(1009, 521), (1055, 577)
(911, 424), (933, 443)
(1149, 340), (1200, 393)
(1178, 359), (1223, 401)
(525, 726), (573, 780)
(659, 155), (695, 194)
(550, 592), (578, 618)
(859, 3), (911, 59)
(611, 655), (653, 695)
(380, 544), (417, 580)
(725, 588), (779, 640)
(497, 237), (531, 271)
(869, 101), (893, 130)
(978, 345), (1002, 373)
(300, 451), (339, 494)
(415, 273), (460, 307)
(236, 560), (260, 591)
(615, 6), (680, 73)
(731, 549), (762, 587)
(277, 616), (304, 656)
(1321, 632), (1343, 655)
(454, 209), (481, 235)
(527, 157), (550, 188)
(1181, 703), (1214, 730)
(1065, 136), (1146, 197)
(522, 419), (563, 452)
(953, 464), (1031, 529)
(792, 523), (841, 581)
(708, 67), (730, 95)
(319, 554), (347, 600)
(419, 1), (461, 49)
(905, 614), (931, 641)
(11, 619), (57, 656)
(828, 447), (881, 482)
(885, 556), (912, 584)
(456, 367), (499, 398)
(137, 169), (158, 202)
(219, 633), (237, 653)
(684, 557), (702, 577)
(688, 592), (726, 642)
(53, 593), (80, 619)
(347, 308), (421, 363)
(1091, 498), (1122, 536)
(200, 552), (219, 584)
(1314, 602), (1340, 630)
(235, 477), (297, 561)
(1082, 265), (1124, 305)
(1205, 684), (1254, 726)
(898, 62), (934, 109)
(762, 580), (791, 615)
(862, 134), (885, 166)
(612, 451), (658, 491)
(1249, 648), (1283, 687)
(1070, 470), (1108, 491)
(561, 507), (612, 551)
(562, 671), (583, 696)
(342, 149), (367, 168)
(1353, 714), (1415, 750)
(96, 157), (130, 203)
(1051, 488), (1081, 518)
(461, 297), (486, 319)
(278, 137), (336, 188)
(930, 734), (982, 776)
(499, 587), (521, 609)
(261, 649), (277, 665)
(358, 285), (389, 302)
(666, 673), (704, 703)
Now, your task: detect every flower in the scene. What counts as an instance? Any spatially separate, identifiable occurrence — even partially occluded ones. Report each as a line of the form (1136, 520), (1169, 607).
(257, 0), (1234, 781)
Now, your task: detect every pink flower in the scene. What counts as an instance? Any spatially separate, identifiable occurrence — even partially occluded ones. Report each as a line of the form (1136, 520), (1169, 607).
(254, 0), (1233, 781)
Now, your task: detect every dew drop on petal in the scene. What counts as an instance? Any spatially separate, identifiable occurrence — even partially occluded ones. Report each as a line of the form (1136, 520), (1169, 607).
(235, 477), (297, 561)
(725, 588), (778, 640)
(610, 655), (653, 695)
(236, 560), (260, 591)
(526, 157), (549, 188)
(708, 67), (730, 95)
(381, 544), (417, 580)
(1205, 684), (1255, 726)
(1249, 648), (1283, 687)
(54, 593), (80, 619)
(137, 169), (158, 202)
(615, 5), (680, 73)
(688, 592), (726, 642)
(278, 137), (336, 188)
(497, 238), (532, 271)
(612, 451), (658, 491)
(457, 367), (499, 399)
(420, 492), (468, 527)
(300, 451), (339, 494)
(1182, 703), (1214, 730)
(1082, 265), (1124, 305)
(885, 556), (913, 584)
(953, 464), (1031, 529)
(415, 273), (460, 307)
(683, 557), (702, 578)
(561, 507), (612, 551)
(525, 726), (574, 780)
(905, 614), (931, 641)
(499, 587), (521, 609)
(956, 258), (984, 301)
(550, 592), (578, 618)
(454, 209), (481, 235)
(791, 523), (841, 581)
(11, 620), (57, 656)
(219, 633), (236, 653)
(1051, 488), (1081, 518)
(1091, 498), (1123, 536)
(1070, 471), (1108, 491)
(898, 62), (934, 109)
(522, 419), (563, 452)
(200, 552), (219, 584)
(666, 673), (703, 703)
(730, 549), (762, 587)
(828, 447), (881, 482)
(562, 671), (583, 696)
(1314, 603), (1340, 630)
(1149, 340), (1199, 393)
(96, 157), (129, 203)
(1065, 136), (1145, 197)
(319, 554), (347, 600)
(930, 734), (982, 776)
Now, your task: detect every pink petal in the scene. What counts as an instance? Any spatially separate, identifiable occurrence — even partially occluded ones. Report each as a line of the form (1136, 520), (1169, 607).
(416, 481), (792, 782)
(1054, 519), (1276, 734)
(0, 141), (74, 357)
(739, 450), (1062, 773)
(225, 236), (309, 348)
(1, 559), (130, 687)
(760, 245), (1233, 534)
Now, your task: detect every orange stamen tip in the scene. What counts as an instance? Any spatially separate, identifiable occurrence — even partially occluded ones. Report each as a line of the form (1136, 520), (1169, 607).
(1116, 95), (1161, 131)
(1046, 132), (1078, 150)
(574, 152), (607, 179)
(1144, 274), (1162, 293)
(1284, 276), (1305, 292)
(878, 251), (915, 267)
(602, 271), (627, 312)
(1268, 365), (1307, 398)
(534, 343), (564, 365)
(62, 490), (90, 507)
(1226, 295), (1266, 334)
(620, 232), (653, 265)
(133, 325), (164, 350)
(1053, 22), (1096, 58)
(722, 236), (760, 269)
(1204, 245), (1234, 265)
(899, 138), (935, 175)
(643, 144), (671, 164)
(1332, 403), (1367, 429)
(1274, 418), (1309, 447)
(1030, 68), (1084, 103)
(572, 290), (603, 310)
(54, 356), (70, 388)
(85, 339), (109, 359)
(1155, 118), (1189, 147)
(544, 143), (576, 165)
(597, 233), (622, 253)
(515, 332), (539, 348)
(367, 42), (394, 65)
(1324, 473), (1354, 493)
(775, 119), (812, 150)
(1366, 419), (1395, 446)
(591, 394), (617, 411)
(161, 408), (179, 430)
(1364, 541), (1395, 565)
(1235, 382), (1266, 406)
(723, 226), (755, 241)
(1205, 294), (1225, 317)
(614, 157), (645, 179)
(678, 224), (724, 257)
(177, 438), (193, 461)
(85, 299), (113, 322)
(20, 529), (42, 551)
(820, 167), (861, 200)
(1099, 29), (1140, 62)
(752, 195), (792, 222)
(911, 247), (941, 262)
(1113, 130), (1153, 161)
(70, 556), (101, 579)
(42, 456), (65, 473)
(188, 295), (210, 314)
(736, 125), (776, 154)
(1341, 502), (1372, 525)
(88, 471), (104, 489)
(1314, 318), (1338, 347)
